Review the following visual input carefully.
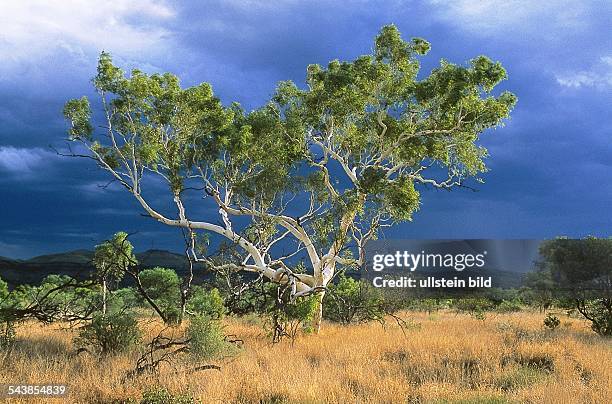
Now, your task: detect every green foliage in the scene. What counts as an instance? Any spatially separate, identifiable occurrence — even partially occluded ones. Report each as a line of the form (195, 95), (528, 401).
(543, 314), (560, 330)
(2, 275), (100, 323)
(187, 287), (225, 319)
(0, 277), (8, 301)
(112, 287), (140, 309)
(404, 298), (450, 313)
(94, 231), (137, 284)
(539, 237), (612, 288)
(323, 274), (386, 324)
(63, 96), (93, 140)
(284, 295), (318, 332)
(267, 294), (318, 343)
(75, 312), (141, 355)
(0, 277), (14, 347)
(579, 299), (612, 336)
(138, 267), (182, 323)
(140, 387), (198, 404)
(187, 315), (230, 360)
(495, 300), (523, 313)
(0, 321), (16, 350)
(274, 24), (516, 222)
(63, 26), (517, 327)
(64, 25), (516, 257)
(495, 366), (548, 392)
(452, 297), (494, 319)
(537, 237), (612, 335)
(139, 267), (181, 301)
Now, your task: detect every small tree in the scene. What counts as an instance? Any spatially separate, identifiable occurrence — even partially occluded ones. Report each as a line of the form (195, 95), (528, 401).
(538, 237), (612, 336)
(64, 25), (516, 332)
(138, 267), (182, 324)
(93, 232), (137, 315)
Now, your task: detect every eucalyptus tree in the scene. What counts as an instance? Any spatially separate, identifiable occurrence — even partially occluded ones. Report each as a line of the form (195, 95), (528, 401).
(64, 25), (516, 332)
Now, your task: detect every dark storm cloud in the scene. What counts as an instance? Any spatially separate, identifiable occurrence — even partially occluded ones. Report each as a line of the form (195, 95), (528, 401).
(0, 0), (610, 258)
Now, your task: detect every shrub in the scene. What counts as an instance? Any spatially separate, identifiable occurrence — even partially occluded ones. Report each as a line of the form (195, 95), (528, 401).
(187, 315), (229, 360)
(113, 287), (140, 309)
(187, 287), (225, 319)
(577, 299), (612, 336)
(452, 298), (494, 318)
(495, 366), (548, 391)
(543, 314), (560, 330)
(264, 294), (318, 343)
(283, 295), (318, 335)
(516, 353), (555, 373)
(140, 387), (198, 404)
(138, 267), (182, 324)
(323, 274), (386, 324)
(75, 312), (141, 355)
(496, 299), (523, 313)
(0, 321), (16, 350)
(0, 277), (8, 300)
(408, 298), (449, 313)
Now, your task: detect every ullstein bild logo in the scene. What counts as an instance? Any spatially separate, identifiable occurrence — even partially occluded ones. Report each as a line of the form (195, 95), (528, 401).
(363, 239), (542, 294)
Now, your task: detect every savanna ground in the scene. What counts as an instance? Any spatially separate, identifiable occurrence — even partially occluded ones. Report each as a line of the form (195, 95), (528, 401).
(1, 310), (610, 403)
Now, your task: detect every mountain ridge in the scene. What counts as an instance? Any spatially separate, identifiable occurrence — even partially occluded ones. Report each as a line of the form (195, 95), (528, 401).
(0, 249), (203, 287)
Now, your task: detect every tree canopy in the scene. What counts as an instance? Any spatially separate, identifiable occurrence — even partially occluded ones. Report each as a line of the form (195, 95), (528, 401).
(537, 237), (612, 335)
(64, 25), (516, 331)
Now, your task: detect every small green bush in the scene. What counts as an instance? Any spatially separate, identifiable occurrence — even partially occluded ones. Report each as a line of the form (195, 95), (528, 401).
(496, 300), (523, 313)
(0, 276), (8, 300)
(75, 312), (141, 355)
(495, 366), (547, 391)
(187, 287), (225, 319)
(409, 298), (449, 313)
(543, 314), (560, 330)
(579, 299), (612, 336)
(284, 295), (317, 334)
(187, 315), (229, 360)
(323, 274), (385, 324)
(140, 387), (198, 404)
(265, 295), (318, 343)
(452, 298), (494, 314)
(0, 321), (16, 350)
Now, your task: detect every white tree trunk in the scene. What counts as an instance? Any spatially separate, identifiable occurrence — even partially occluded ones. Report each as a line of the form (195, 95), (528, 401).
(102, 278), (107, 316)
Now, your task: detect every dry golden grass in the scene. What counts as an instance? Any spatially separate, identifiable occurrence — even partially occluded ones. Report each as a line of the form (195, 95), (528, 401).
(1, 311), (610, 403)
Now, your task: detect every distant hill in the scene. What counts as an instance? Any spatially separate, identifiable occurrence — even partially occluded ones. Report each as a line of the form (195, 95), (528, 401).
(26, 249), (93, 265)
(0, 249), (207, 288)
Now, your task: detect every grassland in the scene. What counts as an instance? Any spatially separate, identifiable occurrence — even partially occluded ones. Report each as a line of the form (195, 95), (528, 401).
(0, 311), (610, 403)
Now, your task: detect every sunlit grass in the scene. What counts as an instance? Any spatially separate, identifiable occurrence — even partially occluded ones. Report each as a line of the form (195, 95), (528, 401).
(0, 311), (610, 403)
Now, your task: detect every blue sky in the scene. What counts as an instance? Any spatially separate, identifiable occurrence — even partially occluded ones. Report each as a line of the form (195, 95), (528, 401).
(0, 0), (610, 258)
